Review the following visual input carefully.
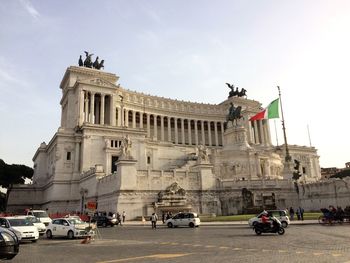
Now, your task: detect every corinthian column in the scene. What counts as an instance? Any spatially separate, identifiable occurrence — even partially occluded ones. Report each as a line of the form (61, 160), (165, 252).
(100, 94), (105, 125)
(90, 92), (95, 124)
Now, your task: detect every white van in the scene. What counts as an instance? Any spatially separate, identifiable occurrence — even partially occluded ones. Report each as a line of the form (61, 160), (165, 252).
(26, 210), (52, 227)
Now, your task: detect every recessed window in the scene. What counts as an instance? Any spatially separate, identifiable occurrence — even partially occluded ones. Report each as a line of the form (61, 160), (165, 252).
(147, 156), (151, 164)
(66, 152), (71, 161)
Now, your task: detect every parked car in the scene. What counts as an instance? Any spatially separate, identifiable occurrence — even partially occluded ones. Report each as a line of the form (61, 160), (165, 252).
(166, 212), (200, 228)
(0, 216), (39, 242)
(26, 210), (52, 227)
(26, 216), (47, 236)
(46, 217), (90, 239)
(0, 227), (20, 260)
(248, 210), (290, 228)
(91, 215), (118, 227)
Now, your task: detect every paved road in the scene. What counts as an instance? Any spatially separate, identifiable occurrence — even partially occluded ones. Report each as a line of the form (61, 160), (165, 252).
(11, 223), (350, 263)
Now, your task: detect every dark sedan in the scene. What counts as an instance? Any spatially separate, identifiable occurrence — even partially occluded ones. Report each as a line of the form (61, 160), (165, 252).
(91, 216), (118, 227)
(0, 227), (20, 260)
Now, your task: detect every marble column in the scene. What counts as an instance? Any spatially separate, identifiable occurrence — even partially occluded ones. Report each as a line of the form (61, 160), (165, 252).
(220, 122), (224, 146)
(181, 118), (185, 144)
(167, 117), (172, 142)
(188, 119), (192, 145)
(174, 117), (178, 144)
(132, 110), (136, 128)
(84, 92), (89, 122)
(100, 94), (105, 125)
(160, 116), (164, 141)
(253, 121), (259, 144)
(208, 121), (212, 146)
(214, 122), (218, 146)
(201, 120), (205, 145)
(125, 109), (129, 127)
(140, 112), (143, 129)
(79, 90), (85, 125)
(194, 120), (198, 145)
(90, 92), (95, 123)
(154, 115), (158, 140)
(111, 95), (116, 126)
(147, 114), (150, 137)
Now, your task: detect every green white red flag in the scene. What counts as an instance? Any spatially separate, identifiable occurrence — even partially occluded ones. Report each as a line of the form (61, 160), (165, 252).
(249, 98), (279, 121)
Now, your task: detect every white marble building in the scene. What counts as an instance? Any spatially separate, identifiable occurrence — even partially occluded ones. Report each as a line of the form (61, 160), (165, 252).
(7, 66), (323, 217)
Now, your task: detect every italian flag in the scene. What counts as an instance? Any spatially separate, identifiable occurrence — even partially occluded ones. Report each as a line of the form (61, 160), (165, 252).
(249, 98), (279, 121)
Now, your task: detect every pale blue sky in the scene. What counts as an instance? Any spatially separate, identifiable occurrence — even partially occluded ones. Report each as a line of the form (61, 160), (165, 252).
(0, 0), (349, 168)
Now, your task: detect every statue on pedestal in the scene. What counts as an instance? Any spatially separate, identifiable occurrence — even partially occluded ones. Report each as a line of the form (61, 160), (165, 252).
(196, 144), (210, 164)
(226, 102), (243, 127)
(121, 135), (132, 159)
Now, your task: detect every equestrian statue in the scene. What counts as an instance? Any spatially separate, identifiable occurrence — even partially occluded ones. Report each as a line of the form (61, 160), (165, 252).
(79, 51), (105, 70)
(226, 83), (247, 98)
(226, 102), (243, 126)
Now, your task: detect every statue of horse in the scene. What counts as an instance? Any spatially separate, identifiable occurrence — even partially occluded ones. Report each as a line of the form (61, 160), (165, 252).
(226, 104), (243, 126)
(92, 56), (100, 69)
(238, 88), (247, 98)
(83, 51), (93, 68)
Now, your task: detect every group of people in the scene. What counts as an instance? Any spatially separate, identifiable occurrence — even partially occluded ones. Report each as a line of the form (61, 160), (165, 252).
(324, 205), (350, 221)
(149, 211), (174, 229)
(288, 207), (304, 220)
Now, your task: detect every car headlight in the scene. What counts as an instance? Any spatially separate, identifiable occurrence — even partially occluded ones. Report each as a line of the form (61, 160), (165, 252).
(0, 232), (16, 243)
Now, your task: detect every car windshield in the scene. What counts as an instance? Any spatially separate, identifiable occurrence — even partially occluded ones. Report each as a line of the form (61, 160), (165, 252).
(26, 217), (40, 223)
(68, 218), (84, 225)
(33, 211), (49, 218)
(8, 218), (34, 227)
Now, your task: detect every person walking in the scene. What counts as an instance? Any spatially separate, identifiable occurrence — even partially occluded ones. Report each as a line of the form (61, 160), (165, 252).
(299, 207), (304, 221)
(289, 207), (295, 221)
(122, 211), (126, 223)
(117, 212), (122, 226)
(151, 213), (158, 229)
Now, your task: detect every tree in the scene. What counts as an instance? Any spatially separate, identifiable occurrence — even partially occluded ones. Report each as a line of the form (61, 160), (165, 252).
(0, 159), (34, 211)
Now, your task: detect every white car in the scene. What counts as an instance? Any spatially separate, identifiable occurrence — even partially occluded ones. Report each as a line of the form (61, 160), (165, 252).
(0, 216), (39, 242)
(248, 210), (290, 228)
(166, 212), (200, 228)
(26, 216), (47, 236)
(46, 217), (90, 239)
(26, 210), (52, 227)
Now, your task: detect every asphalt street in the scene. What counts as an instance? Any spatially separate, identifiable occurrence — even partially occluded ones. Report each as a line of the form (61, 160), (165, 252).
(10, 222), (350, 263)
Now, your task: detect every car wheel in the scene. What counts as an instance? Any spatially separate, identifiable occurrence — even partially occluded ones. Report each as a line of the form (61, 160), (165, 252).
(281, 221), (288, 228)
(32, 239), (38, 243)
(189, 222), (195, 228)
(278, 227), (285, 235)
(46, 230), (53, 239)
(167, 222), (173, 228)
(67, 230), (74, 239)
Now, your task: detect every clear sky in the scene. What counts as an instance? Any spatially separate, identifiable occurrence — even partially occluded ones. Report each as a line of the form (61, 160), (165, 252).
(0, 0), (349, 168)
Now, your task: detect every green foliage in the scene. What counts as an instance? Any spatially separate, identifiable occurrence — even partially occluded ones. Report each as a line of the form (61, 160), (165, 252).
(330, 169), (350, 179)
(0, 159), (33, 188)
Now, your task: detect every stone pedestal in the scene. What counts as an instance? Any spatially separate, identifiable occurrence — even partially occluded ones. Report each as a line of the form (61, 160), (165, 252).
(282, 160), (294, 180)
(116, 159), (137, 190)
(193, 163), (215, 190)
(223, 125), (251, 150)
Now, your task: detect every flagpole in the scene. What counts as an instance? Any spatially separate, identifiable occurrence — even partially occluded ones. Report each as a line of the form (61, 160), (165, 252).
(277, 86), (291, 162)
(274, 119), (279, 146)
(307, 124), (312, 147)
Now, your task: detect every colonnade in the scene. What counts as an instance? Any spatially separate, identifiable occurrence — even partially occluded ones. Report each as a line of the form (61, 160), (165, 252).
(79, 90), (271, 147)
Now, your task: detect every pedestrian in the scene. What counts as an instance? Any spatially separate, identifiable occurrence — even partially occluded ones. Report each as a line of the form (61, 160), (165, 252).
(298, 207), (304, 221)
(162, 212), (165, 224)
(296, 208), (301, 220)
(122, 211), (126, 223)
(151, 212), (158, 229)
(289, 207), (295, 221)
(117, 212), (122, 226)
